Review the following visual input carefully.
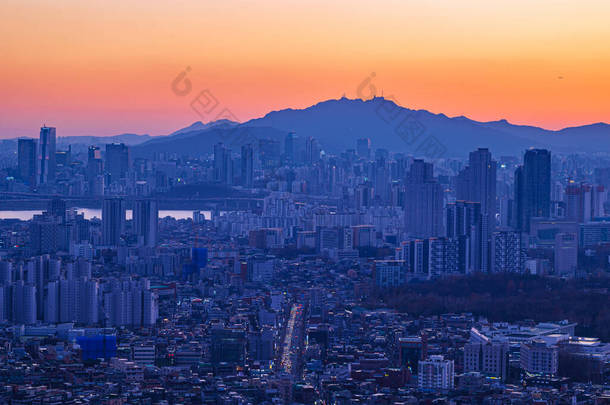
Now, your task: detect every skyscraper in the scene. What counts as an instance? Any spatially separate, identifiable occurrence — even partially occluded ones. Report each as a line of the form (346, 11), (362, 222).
(458, 148), (497, 228)
(514, 149), (551, 231)
(105, 143), (130, 184)
(356, 138), (371, 160)
(38, 126), (56, 184)
(214, 142), (233, 184)
(258, 139), (281, 169)
(446, 201), (481, 273)
(455, 149), (497, 272)
(87, 145), (104, 195)
(133, 199), (158, 247)
(404, 159), (444, 238)
(102, 198), (126, 246)
(241, 144), (254, 187)
(48, 198), (67, 222)
(305, 136), (320, 164)
(18, 138), (37, 186)
(284, 132), (296, 163)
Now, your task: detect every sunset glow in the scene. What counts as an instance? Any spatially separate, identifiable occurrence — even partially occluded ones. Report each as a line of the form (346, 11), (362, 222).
(2, 0), (609, 137)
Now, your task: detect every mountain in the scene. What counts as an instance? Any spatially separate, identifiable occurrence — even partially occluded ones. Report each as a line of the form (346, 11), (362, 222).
(130, 97), (609, 158)
(56, 133), (152, 147)
(133, 125), (287, 158)
(168, 119), (237, 137)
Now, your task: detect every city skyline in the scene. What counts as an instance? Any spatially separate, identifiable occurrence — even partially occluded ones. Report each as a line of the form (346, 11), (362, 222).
(0, 2), (608, 401)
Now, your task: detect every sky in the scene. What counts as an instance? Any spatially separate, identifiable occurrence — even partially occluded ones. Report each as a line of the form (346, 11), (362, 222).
(1, 0), (609, 138)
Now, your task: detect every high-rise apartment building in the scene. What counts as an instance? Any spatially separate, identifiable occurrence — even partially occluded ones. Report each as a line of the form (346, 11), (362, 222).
(404, 160), (444, 238)
(102, 198), (125, 246)
(491, 229), (525, 273)
(241, 144), (254, 187)
(133, 199), (158, 247)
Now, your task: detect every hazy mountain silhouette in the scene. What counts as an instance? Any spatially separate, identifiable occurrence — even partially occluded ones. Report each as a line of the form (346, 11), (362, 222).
(168, 119), (238, 137)
(133, 125), (287, 158)
(56, 133), (152, 147)
(131, 97), (609, 158)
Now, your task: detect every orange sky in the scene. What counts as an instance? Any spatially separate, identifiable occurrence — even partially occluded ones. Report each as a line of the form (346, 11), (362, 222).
(1, 0), (609, 138)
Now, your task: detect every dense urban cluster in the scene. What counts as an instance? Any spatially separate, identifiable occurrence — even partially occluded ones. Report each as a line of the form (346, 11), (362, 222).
(0, 126), (607, 403)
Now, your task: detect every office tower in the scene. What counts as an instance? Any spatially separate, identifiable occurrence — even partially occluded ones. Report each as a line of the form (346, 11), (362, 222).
(55, 145), (71, 168)
(514, 149), (551, 231)
(594, 167), (610, 189)
(105, 143), (130, 184)
(554, 232), (577, 277)
(284, 132), (296, 162)
(404, 160), (444, 238)
(248, 327), (274, 361)
(241, 144), (254, 187)
(258, 139), (281, 169)
(133, 199), (158, 247)
(305, 136), (320, 163)
(355, 183), (372, 208)
(213, 142), (232, 184)
(87, 145), (104, 195)
(48, 198), (67, 222)
(398, 336), (427, 374)
(373, 160), (390, 204)
(491, 229), (525, 273)
(356, 138), (371, 160)
(455, 149), (497, 272)
(418, 355), (454, 391)
(211, 328), (247, 365)
(102, 198), (126, 246)
(592, 185), (606, 218)
(375, 148), (389, 162)
(38, 126), (56, 184)
(18, 138), (37, 185)
(457, 148), (497, 229)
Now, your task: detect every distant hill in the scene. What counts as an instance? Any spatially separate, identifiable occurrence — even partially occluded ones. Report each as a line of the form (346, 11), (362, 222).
(56, 133), (152, 147)
(168, 119), (237, 137)
(132, 125), (287, 158)
(8, 98), (607, 159)
(132, 97), (609, 158)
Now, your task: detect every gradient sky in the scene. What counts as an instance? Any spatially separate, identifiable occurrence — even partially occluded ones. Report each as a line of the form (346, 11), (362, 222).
(1, 0), (609, 138)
